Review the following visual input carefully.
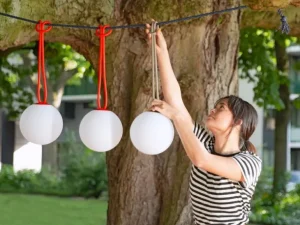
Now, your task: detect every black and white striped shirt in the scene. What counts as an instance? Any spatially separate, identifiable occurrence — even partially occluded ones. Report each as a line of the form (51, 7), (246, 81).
(190, 123), (262, 225)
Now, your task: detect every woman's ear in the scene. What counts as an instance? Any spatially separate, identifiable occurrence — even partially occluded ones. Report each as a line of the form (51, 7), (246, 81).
(234, 119), (243, 126)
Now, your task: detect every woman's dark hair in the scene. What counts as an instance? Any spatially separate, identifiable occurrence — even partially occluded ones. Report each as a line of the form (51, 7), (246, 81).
(215, 95), (258, 153)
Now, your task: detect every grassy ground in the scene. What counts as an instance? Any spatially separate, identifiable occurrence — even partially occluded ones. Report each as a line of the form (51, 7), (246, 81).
(0, 193), (107, 225)
(0, 193), (262, 225)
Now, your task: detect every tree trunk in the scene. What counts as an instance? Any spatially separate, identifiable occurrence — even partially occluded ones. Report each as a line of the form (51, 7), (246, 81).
(106, 1), (240, 224)
(42, 141), (58, 171)
(0, 110), (15, 165)
(41, 89), (62, 172)
(273, 34), (290, 194)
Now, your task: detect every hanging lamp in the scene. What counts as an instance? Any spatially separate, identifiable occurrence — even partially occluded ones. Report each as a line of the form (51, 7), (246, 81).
(20, 21), (63, 145)
(79, 25), (123, 152)
(130, 22), (174, 155)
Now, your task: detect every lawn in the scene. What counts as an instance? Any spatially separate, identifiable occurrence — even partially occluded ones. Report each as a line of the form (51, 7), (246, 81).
(0, 193), (263, 225)
(0, 193), (107, 225)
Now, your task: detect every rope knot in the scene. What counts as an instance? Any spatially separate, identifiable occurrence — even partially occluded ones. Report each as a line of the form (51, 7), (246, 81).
(278, 9), (290, 34)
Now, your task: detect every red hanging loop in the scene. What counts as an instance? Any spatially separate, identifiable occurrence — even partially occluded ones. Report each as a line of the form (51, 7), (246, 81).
(95, 25), (112, 110)
(35, 20), (52, 104)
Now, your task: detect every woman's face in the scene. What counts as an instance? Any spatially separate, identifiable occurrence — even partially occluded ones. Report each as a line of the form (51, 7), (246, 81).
(205, 99), (235, 134)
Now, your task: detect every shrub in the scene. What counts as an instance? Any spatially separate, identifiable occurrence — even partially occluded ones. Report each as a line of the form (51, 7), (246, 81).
(250, 167), (300, 225)
(59, 147), (108, 198)
(57, 129), (108, 198)
(0, 130), (108, 199)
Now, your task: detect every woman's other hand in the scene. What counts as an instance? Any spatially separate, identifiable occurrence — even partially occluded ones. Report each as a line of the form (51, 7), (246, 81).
(150, 99), (179, 120)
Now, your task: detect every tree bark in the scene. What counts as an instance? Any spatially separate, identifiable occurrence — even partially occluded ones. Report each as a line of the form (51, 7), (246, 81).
(0, 0), (299, 225)
(273, 34), (290, 194)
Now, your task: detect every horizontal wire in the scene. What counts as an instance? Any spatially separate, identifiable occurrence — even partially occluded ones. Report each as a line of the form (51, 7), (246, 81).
(0, 5), (247, 30)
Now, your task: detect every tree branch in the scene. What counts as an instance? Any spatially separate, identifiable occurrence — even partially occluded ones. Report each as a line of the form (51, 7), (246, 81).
(24, 76), (36, 93)
(241, 6), (300, 37)
(17, 52), (36, 93)
(54, 69), (78, 93)
(0, 45), (36, 57)
(0, 46), (22, 57)
(243, 0), (300, 10)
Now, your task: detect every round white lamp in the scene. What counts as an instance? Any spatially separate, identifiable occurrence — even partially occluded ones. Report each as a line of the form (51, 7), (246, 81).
(130, 111), (174, 155)
(79, 110), (123, 152)
(20, 104), (63, 145)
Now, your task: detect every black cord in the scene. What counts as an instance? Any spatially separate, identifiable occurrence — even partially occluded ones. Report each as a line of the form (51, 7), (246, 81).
(0, 12), (37, 24)
(0, 6), (247, 30)
(0, 6), (290, 34)
(158, 6), (248, 26)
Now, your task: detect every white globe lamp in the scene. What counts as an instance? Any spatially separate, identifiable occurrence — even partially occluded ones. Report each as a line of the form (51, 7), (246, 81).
(79, 110), (123, 152)
(20, 104), (63, 145)
(130, 111), (174, 155)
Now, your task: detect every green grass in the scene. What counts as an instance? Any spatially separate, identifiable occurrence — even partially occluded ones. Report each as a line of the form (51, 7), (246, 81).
(0, 193), (107, 225)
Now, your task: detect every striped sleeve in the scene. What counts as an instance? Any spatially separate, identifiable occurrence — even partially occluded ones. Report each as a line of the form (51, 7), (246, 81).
(193, 122), (212, 144)
(233, 152), (262, 188)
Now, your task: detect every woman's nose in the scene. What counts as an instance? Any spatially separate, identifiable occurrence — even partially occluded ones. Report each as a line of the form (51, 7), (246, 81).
(209, 109), (215, 116)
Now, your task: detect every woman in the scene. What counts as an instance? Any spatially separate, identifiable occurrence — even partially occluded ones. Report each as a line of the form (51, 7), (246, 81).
(146, 25), (262, 225)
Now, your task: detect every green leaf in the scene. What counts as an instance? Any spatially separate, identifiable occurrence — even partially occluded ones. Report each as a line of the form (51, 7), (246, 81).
(293, 97), (300, 109)
(239, 28), (298, 110)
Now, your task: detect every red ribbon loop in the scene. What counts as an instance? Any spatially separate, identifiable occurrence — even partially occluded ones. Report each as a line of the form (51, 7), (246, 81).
(35, 20), (52, 104)
(95, 25), (112, 37)
(35, 21), (52, 33)
(95, 25), (112, 110)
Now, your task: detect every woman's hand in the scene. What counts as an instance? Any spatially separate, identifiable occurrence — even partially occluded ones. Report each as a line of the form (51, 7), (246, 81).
(145, 22), (168, 55)
(150, 99), (179, 120)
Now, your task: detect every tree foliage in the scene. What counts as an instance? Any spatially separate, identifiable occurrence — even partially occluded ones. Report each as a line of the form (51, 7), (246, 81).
(0, 55), (33, 119)
(239, 28), (299, 110)
(44, 43), (94, 86)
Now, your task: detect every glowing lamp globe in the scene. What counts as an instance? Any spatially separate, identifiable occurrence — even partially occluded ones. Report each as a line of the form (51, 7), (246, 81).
(20, 104), (63, 145)
(79, 110), (123, 152)
(130, 112), (174, 155)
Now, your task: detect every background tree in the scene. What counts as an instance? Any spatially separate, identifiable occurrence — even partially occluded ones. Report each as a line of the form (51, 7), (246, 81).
(1, 42), (93, 117)
(239, 28), (300, 196)
(0, 55), (33, 119)
(0, 0), (300, 225)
